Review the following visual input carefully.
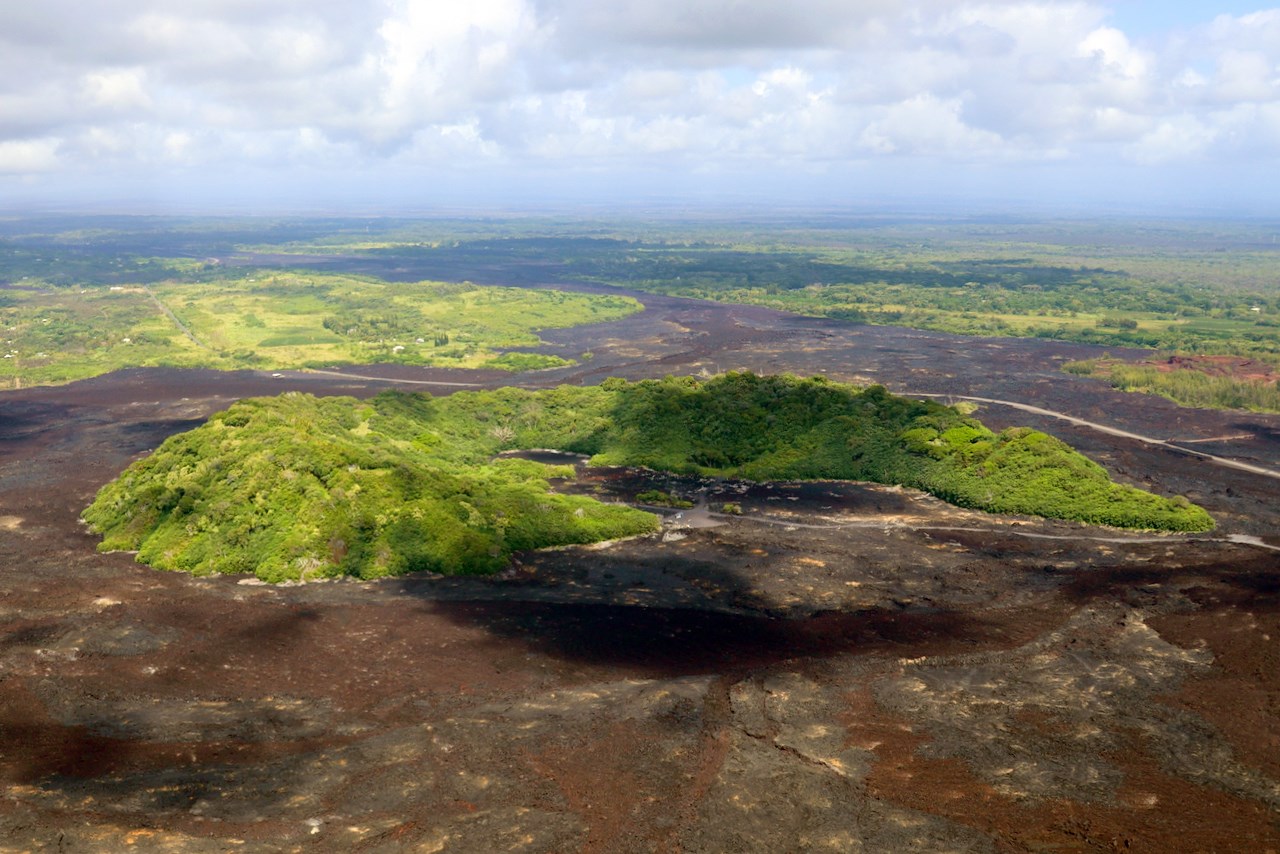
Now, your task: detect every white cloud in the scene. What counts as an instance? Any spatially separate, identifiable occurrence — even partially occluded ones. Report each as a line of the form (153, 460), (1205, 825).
(1125, 115), (1217, 164)
(163, 131), (196, 161)
(1087, 106), (1150, 141)
(1212, 51), (1277, 103)
(860, 94), (1006, 156)
(0, 0), (1277, 205)
(619, 70), (691, 104)
(0, 138), (60, 173)
(541, 0), (891, 52)
(82, 68), (152, 111)
(1077, 27), (1148, 80)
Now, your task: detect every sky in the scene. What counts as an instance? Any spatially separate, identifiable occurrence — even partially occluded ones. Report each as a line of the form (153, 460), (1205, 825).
(2, 1), (1279, 215)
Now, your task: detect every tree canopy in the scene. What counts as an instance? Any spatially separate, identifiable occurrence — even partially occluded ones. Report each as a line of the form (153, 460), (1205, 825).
(83, 373), (1213, 582)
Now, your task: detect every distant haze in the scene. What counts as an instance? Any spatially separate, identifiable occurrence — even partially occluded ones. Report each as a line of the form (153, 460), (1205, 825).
(2, 1), (1278, 215)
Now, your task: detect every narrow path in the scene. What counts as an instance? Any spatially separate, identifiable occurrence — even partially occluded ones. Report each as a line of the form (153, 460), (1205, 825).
(295, 368), (483, 387)
(1227, 534), (1280, 552)
(143, 286), (206, 349)
(909, 392), (1280, 482)
(1174, 433), (1255, 444)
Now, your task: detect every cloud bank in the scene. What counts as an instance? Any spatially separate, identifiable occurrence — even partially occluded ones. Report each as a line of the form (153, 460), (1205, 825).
(2, 1), (1278, 210)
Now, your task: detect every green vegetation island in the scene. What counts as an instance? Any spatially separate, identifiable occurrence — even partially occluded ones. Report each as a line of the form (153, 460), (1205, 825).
(84, 373), (1214, 583)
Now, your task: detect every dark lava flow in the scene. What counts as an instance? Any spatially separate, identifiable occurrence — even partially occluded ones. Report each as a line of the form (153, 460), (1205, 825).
(2, 263), (1280, 852)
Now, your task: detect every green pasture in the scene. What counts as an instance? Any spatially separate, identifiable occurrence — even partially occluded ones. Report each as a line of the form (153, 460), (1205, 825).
(0, 272), (642, 388)
(0, 287), (206, 387)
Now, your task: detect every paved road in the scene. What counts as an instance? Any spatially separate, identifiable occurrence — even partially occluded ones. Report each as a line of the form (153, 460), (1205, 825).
(911, 392), (1280, 483)
(294, 368), (483, 387)
(143, 286), (206, 349)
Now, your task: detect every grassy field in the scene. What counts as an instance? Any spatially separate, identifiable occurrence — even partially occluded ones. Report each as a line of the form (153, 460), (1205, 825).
(0, 271), (641, 388)
(0, 285), (210, 386)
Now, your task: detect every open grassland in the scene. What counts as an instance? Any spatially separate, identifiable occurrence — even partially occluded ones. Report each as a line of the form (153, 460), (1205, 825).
(0, 271), (639, 388)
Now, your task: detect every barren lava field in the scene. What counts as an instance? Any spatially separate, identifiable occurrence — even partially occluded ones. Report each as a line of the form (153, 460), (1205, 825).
(2, 275), (1279, 852)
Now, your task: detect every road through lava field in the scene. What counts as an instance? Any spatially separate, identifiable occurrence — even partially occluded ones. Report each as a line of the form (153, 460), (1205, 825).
(2, 274), (1279, 852)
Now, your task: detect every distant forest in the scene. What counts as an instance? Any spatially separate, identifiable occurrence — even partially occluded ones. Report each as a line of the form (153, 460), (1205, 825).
(3, 214), (1277, 410)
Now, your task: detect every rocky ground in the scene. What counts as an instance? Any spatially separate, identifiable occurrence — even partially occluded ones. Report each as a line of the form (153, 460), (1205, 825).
(1, 276), (1278, 852)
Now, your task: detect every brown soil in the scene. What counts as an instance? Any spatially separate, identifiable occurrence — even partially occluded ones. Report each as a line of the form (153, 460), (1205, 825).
(1154, 354), (1277, 384)
(2, 265), (1279, 852)
(1090, 353), (1278, 387)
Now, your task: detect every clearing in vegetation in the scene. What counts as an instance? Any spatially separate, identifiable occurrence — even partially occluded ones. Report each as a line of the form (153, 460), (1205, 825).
(83, 373), (1213, 583)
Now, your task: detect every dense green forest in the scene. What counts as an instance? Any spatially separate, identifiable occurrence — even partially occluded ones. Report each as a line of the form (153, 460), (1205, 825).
(84, 374), (1213, 583)
(83, 386), (661, 582)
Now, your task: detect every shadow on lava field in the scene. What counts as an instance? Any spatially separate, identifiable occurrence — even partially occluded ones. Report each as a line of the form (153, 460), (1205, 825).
(407, 598), (1004, 679)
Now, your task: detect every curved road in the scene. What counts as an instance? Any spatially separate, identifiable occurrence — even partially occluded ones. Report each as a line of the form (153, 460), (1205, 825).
(910, 392), (1280, 482)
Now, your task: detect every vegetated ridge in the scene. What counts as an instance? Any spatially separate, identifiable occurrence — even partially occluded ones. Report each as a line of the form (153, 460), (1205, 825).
(83, 373), (1214, 582)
